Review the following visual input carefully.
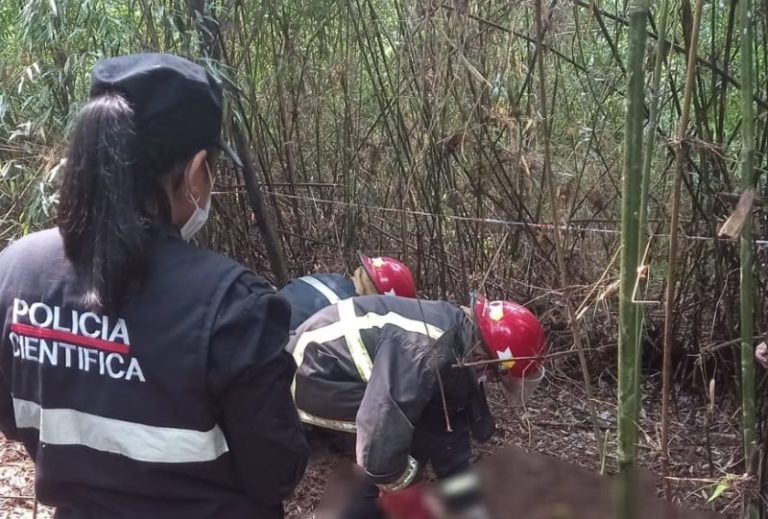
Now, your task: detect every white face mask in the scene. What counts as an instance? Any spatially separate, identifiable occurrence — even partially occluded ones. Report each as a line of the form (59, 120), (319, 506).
(180, 163), (213, 241)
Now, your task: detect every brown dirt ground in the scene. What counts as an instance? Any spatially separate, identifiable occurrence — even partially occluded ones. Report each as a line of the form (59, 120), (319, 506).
(0, 374), (752, 518)
(285, 373), (752, 518)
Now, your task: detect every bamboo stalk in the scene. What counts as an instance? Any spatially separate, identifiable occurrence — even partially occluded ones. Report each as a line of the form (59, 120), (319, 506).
(637, 0), (672, 495)
(534, 0), (604, 453)
(617, 0), (652, 514)
(639, 0), (672, 262)
(660, 0), (704, 501)
(739, 0), (758, 513)
(232, 125), (290, 285)
(191, 2), (290, 285)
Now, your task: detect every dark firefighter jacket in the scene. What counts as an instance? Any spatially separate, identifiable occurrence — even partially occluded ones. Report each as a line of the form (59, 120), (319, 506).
(0, 226), (309, 519)
(278, 273), (357, 331)
(285, 295), (495, 485)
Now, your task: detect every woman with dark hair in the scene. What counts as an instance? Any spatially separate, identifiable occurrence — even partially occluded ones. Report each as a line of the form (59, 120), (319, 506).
(0, 54), (308, 518)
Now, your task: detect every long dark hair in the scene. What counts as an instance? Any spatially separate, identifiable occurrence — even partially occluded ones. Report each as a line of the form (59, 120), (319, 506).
(57, 93), (187, 314)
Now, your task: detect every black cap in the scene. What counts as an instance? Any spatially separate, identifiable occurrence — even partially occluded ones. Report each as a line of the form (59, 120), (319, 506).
(90, 53), (242, 168)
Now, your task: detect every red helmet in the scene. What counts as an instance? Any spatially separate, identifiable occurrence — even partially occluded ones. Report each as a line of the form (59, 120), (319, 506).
(474, 294), (547, 378)
(359, 253), (417, 298)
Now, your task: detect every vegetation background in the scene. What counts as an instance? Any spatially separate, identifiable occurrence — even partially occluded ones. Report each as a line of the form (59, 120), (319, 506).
(1, 0), (767, 516)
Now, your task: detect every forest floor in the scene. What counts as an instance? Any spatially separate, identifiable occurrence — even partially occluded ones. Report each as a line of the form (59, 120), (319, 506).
(0, 372), (751, 518)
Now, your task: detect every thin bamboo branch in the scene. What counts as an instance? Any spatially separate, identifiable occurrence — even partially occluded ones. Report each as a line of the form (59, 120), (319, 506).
(569, 0), (768, 111)
(636, 5), (673, 473)
(660, 0), (704, 501)
(639, 0), (672, 259)
(534, 0), (603, 453)
(739, 0), (758, 513)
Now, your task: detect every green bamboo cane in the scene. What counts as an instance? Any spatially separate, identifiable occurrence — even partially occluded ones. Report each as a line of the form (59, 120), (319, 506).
(660, 0), (704, 501)
(739, 0), (757, 514)
(618, 0), (651, 515)
(637, 0), (672, 496)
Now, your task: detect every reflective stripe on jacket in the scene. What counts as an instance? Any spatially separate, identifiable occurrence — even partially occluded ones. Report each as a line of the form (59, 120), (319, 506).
(0, 227), (309, 518)
(278, 273), (357, 331)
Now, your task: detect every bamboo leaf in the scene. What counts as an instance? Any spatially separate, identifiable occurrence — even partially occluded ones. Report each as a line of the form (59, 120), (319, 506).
(706, 482), (728, 503)
(718, 188), (756, 239)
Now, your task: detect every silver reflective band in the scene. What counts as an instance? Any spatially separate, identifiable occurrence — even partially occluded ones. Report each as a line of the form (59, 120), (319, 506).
(379, 455), (419, 491)
(440, 470), (481, 495)
(291, 309), (446, 398)
(292, 307), (447, 428)
(298, 409), (357, 433)
(298, 276), (340, 304)
(13, 398), (229, 463)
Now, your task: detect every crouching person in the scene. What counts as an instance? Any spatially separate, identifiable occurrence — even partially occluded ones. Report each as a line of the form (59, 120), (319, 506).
(286, 294), (547, 518)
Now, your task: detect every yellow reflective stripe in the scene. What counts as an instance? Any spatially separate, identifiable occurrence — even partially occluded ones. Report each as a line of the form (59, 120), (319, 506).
(338, 299), (374, 381)
(354, 311), (446, 341)
(298, 276), (340, 304)
(290, 304), (449, 427)
(298, 409), (357, 433)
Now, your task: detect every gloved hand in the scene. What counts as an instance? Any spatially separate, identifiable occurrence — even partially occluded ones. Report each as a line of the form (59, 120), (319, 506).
(379, 483), (434, 519)
(468, 382), (496, 442)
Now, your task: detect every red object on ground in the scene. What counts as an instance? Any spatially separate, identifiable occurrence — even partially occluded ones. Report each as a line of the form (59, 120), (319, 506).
(378, 484), (434, 519)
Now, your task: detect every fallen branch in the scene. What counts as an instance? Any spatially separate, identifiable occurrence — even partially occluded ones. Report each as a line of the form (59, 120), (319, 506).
(452, 344), (617, 368)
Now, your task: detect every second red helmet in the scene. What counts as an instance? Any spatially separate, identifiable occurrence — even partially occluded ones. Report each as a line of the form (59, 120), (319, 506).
(359, 253), (417, 298)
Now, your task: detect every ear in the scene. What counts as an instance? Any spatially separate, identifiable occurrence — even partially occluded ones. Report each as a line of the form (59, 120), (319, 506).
(184, 150), (210, 201)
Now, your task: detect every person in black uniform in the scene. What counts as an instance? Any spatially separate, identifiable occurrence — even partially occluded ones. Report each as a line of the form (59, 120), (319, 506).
(278, 253), (417, 331)
(0, 54), (309, 519)
(287, 294), (548, 518)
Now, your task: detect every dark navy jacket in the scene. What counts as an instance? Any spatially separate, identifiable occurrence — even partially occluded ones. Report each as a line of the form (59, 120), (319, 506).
(0, 227), (309, 519)
(277, 273), (357, 331)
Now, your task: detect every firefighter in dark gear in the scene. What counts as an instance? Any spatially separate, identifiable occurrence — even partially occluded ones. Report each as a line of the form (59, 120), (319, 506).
(0, 54), (308, 519)
(286, 294), (547, 518)
(278, 253), (417, 331)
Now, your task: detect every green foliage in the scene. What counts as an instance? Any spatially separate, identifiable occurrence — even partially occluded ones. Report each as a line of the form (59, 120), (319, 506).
(0, 2), (765, 513)
(707, 481), (728, 503)
(0, 0), (765, 346)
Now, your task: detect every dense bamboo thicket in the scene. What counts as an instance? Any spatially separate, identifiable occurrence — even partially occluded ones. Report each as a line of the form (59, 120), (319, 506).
(3, 0), (766, 352)
(1, 0), (767, 514)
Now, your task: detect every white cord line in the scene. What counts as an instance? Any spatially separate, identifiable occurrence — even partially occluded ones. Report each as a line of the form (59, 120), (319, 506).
(211, 189), (768, 247)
